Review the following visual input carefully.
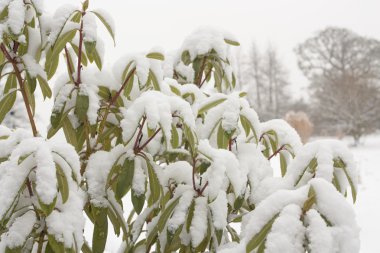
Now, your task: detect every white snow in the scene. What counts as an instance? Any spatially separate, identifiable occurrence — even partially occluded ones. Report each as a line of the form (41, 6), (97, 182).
(22, 54), (47, 79)
(190, 196), (208, 247)
(0, 211), (36, 250)
(7, 0), (25, 35)
(83, 13), (97, 42)
(265, 204), (305, 253)
(85, 145), (128, 207)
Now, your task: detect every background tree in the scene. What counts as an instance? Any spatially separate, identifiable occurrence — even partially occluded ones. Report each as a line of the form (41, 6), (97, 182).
(241, 42), (290, 120)
(296, 27), (380, 144)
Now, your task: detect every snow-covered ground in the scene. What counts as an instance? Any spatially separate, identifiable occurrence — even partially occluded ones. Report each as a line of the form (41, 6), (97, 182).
(348, 134), (380, 253)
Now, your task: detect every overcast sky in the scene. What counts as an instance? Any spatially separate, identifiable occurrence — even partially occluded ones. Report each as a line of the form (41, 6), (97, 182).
(44, 0), (380, 99)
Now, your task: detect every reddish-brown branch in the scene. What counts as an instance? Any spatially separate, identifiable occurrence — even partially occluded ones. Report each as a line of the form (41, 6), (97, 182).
(0, 43), (38, 136)
(96, 68), (136, 144)
(136, 128), (161, 152)
(199, 181), (209, 195)
(268, 144), (285, 160)
(228, 138), (233, 151)
(133, 116), (146, 150)
(192, 156), (197, 192)
(110, 67), (136, 106)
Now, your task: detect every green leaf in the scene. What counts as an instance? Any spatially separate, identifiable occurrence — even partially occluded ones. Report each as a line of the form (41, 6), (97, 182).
(84, 41), (96, 57)
(5, 247), (22, 253)
(70, 42), (88, 67)
(157, 197), (180, 232)
(37, 75), (52, 99)
(146, 52), (165, 61)
(0, 90), (17, 123)
(107, 208), (121, 236)
(81, 240), (93, 253)
(165, 225), (183, 252)
(93, 47), (102, 70)
(170, 125), (179, 148)
(92, 207), (108, 253)
(226, 225), (240, 242)
(115, 159), (135, 200)
(47, 235), (65, 253)
(280, 153), (287, 177)
(56, 164), (69, 203)
(83, 0), (89, 11)
(340, 162), (357, 203)
(91, 11), (115, 45)
(302, 186), (316, 212)
(224, 38), (240, 46)
(246, 214), (279, 252)
(45, 49), (60, 80)
(240, 114), (251, 137)
(131, 190), (145, 215)
(62, 117), (78, 148)
(198, 98), (226, 115)
(75, 92), (89, 121)
(149, 70), (161, 91)
(240, 114), (258, 143)
(181, 50), (191, 65)
(147, 162), (161, 206)
(217, 123), (229, 149)
(38, 196), (57, 216)
(186, 200), (195, 233)
(233, 195), (244, 210)
(4, 73), (17, 94)
(24, 78), (35, 115)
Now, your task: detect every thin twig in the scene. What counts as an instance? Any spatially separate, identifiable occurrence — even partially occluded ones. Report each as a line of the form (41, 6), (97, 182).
(0, 43), (38, 136)
(268, 144), (285, 160)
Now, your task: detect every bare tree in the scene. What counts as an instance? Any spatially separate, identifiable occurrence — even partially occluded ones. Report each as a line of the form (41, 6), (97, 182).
(242, 42), (290, 120)
(296, 27), (380, 144)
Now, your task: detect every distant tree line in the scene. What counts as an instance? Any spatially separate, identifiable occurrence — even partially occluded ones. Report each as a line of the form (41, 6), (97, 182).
(240, 27), (380, 144)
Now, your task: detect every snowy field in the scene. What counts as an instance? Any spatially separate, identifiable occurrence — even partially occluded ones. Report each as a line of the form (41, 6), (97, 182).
(348, 134), (380, 253)
(84, 134), (380, 253)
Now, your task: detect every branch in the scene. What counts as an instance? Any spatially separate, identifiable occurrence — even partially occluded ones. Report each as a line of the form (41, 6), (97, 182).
(136, 128), (161, 152)
(133, 116), (146, 150)
(96, 68), (136, 143)
(110, 67), (136, 106)
(0, 43), (38, 136)
(268, 144), (285, 160)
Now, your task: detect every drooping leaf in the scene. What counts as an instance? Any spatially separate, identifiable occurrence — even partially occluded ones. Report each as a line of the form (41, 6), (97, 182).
(56, 164), (69, 203)
(197, 98), (226, 115)
(115, 159), (134, 200)
(224, 38), (240, 46)
(246, 214), (279, 252)
(0, 90), (17, 123)
(92, 207), (108, 253)
(37, 75), (52, 99)
(91, 11), (115, 45)
(75, 92), (89, 121)
(146, 52), (165, 61)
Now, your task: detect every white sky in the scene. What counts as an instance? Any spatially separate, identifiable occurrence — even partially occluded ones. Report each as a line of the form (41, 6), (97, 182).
(45, 0), (380, 99)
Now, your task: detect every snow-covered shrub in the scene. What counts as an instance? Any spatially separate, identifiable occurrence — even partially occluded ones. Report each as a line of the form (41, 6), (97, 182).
(0, 1), (359, 252)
